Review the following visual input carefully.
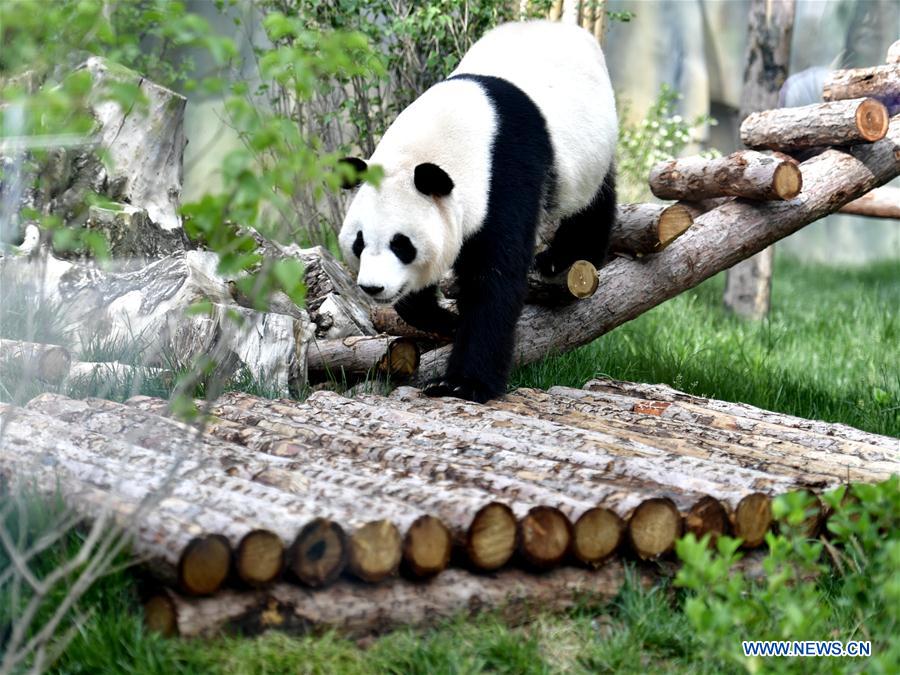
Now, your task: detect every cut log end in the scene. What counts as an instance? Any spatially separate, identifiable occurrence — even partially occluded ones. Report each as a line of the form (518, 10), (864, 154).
(778, 490), (825, 539)
(348, 519), (402, 583)
(143, 594), (178, 637)
(287, 518), (347, 588)
(733, 493), (773, 549)
(178, 534), (232, 596)
(235, 529), (284, 588)
(856, 98), (890, 142)
(572, 507), (625, 565)
(379, 338), (421, 379)
(773, 163), (802, 199)
(402, 515), (452, 578)
(657, 205), (693, 248)
(685, 496), (730, 546)
(566, 260), (599, 299)
(518, 506), (573, 569)
(627, 498), (682, 560)
(466, 502), (517, 571)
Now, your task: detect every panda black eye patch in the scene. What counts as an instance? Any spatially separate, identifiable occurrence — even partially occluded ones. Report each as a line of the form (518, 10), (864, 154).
(390, 234), (417, 264)
(352, 231), (365, 258)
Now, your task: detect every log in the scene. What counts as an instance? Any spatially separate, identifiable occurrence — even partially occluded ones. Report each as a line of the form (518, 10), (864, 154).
(384, 386), (859, 488)
(521, 260), (599, 305)
(234, 529), (284, 588)
(290, 245), (377, 339)
(145, 564), (634, 638)
(518, 506), (572, 569)
(732, 493), (773, 548)
(534, 387), (896, 483)
(838, 186), (900, 219)
(724, 0), (795, 320)
(611, 203), (694, 254)
(684, 496), (730, 546)
(888, 41), (900, 66)
(370, 306), (452, 341)
(13, 397), (459, 585)
(348, 519), (402, 583)
(126, 395), (521, 572)
(286, 519), (347, 587)
(626, 498), (683, 560)
(413, 115), (900, 384)
(649, 151), (802, 201)
(822, 65), (900, 113)
(579, 377), (900, 452)
(0, 339), (71, 384)
(307, 335), (420, 379)
(740, 98), (889, 150)
(402, 515), (452, 578)
(180, 535), (233, 596)
(776, 490), (825, 539)
(1, 251), (314, 396)
(571, 507), (624, 565)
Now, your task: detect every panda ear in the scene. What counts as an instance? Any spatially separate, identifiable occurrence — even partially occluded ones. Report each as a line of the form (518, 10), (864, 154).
(339, 157), (368, 189)
(414, 163), (454, 197)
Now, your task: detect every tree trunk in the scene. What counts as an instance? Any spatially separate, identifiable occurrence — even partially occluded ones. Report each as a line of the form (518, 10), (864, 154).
(413, 117), (900, 379)
(740, 98), (889, 150)
(726, 0), (796, 319)
(838, 185), (900, 219)
(649, 151), (802, 201)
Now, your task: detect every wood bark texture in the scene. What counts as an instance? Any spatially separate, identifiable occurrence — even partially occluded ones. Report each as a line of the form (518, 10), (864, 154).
(649, 151), (802, 201)
(611, 203), (694, 254)
(726, 0), (795, 320)
(307, 335), (420, 379)
(822, 65), (900, 114)
(413, 115), (900, 380)
(148, 564), (633, 638)
(740, 98), (889, 150)
(838, 186), (900, 219)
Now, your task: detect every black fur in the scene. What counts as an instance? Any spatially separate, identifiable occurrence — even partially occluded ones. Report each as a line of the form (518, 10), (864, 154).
(414, 162), (455, 196)
(390, 233), (417, 264)
(352, 230), (364, 258)
(397, 74), (555, 403)
(395, 285), (459, 336)
(339, 157), (368, 189)
(534, 167), (616, 276)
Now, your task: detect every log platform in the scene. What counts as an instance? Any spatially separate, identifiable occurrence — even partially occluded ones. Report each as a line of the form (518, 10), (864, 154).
(2, 378), (897, 638)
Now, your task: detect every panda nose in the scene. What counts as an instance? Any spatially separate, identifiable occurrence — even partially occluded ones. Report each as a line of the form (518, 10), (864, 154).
(360, 284), (384, 297)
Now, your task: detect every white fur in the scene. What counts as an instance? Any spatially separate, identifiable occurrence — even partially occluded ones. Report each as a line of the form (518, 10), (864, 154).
(339, 20), (617, 302)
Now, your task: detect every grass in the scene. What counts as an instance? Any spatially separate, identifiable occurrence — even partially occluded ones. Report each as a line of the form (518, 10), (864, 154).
(2, 255), (898, 673)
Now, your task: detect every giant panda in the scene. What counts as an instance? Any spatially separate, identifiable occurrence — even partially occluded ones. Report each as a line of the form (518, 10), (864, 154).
(338, 20), (618, 403)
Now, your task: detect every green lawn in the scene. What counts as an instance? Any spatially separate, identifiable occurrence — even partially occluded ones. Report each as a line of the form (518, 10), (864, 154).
(3, 254), (899, 674)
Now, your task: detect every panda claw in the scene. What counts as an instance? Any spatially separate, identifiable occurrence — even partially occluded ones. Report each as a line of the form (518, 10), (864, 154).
(423, 376), (493, 403)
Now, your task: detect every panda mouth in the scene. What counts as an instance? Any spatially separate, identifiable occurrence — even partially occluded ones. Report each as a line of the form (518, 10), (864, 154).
(379, 283), (407, 304)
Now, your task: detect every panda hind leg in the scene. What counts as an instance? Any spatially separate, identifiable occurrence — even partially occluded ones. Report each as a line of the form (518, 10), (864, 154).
(534, 168), (616, 277)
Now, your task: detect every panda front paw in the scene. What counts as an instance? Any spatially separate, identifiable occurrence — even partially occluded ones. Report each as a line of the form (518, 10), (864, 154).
(422, 376), (497, 404)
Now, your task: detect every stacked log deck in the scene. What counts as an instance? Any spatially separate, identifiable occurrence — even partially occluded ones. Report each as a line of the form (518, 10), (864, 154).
(2, 378), (897, 638)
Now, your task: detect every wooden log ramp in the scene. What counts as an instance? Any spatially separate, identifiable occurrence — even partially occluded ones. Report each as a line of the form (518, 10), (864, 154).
(2, 376), (898, 638)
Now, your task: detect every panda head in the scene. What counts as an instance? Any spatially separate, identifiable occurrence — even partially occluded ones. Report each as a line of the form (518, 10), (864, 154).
(338, 158), (458, 304)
